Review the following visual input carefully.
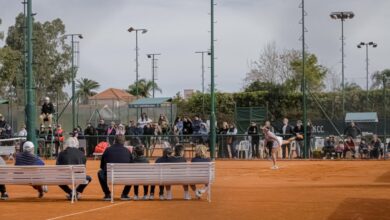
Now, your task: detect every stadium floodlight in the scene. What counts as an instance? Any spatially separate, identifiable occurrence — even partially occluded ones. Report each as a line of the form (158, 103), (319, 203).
(357, 41), (378, 102)
(330, 11), (354, 115)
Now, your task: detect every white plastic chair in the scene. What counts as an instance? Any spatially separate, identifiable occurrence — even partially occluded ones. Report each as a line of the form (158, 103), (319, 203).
(237, 140), (251, 159)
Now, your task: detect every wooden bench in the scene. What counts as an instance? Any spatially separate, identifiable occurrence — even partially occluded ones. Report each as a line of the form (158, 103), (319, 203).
(0, 165), (87, 203)
(107, 162), (215, 203)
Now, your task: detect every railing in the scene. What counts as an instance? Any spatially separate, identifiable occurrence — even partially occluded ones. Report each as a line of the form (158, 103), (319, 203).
(1, 133), (389, 160)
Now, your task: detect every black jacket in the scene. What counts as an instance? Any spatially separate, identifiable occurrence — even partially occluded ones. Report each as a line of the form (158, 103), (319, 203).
(56, 148), (86, 165)
(155, 156), (170, 163)
(96, 123), (108, 136)
(344, 125), (361, 139)
(100, 144), (132, 171)
(280, 124), (294, 140)
(168, 156), (187, 163)
(84, 126), (96, 136)
(191, 157), (211, 162)
(247, 125), (259, 141)
(41, 103), (55, 114)
(133, 156), (149, 163)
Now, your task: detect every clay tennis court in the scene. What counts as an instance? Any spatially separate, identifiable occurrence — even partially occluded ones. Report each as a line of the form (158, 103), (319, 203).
(1, 160), (390, 220)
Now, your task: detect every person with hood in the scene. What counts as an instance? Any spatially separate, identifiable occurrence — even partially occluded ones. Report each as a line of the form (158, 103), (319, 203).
(15, 141), (48, 198)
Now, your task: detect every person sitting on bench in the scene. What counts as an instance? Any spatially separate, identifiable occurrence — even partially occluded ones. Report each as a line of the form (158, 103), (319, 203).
(57, 137), (92, 200)
(39, 97), (55, 126)
(0, 156), (9, 200)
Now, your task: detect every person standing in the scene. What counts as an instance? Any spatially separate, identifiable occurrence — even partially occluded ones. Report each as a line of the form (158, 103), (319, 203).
(15, 141), (48, 198)
(98, 134), (132, 201)
(280, 118), (294, 159)
(0, 156), (9, 200)
(344, 122), (362, 139)
(54, 124), (64, 156)
(264, 121), (275, 159)
(262, 127), (283, 169)
(96, 119), (108, 143)
(57, 137), (92, 200)
(293, 120), (304, 158)
(84, 123), (97, 157)
(247, 122), (260, 158)
(107, 121), (117, 145)
(0, 114), (12, 139)
(138, 113), (152, 129)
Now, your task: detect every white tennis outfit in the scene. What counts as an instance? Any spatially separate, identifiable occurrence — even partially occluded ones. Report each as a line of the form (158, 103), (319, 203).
(266, 130), (282, 148)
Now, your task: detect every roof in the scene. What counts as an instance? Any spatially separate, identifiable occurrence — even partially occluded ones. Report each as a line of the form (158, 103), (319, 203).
(128, 97), (172, 108)
(345, 112), (378, 123)
(0, 100), (9, 104)
(89, 88), (134, 102)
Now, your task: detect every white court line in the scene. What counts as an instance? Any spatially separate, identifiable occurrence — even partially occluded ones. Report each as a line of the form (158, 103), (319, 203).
(46, 202), (125, 220)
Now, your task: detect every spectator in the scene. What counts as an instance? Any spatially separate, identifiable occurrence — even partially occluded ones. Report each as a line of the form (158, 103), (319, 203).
(39, 97), (55, 126)
(54, 124), (64, 156)
(293, 120), (304, 158)
(174, 117), (183, 135)
(132, 146), (151, 200)
(192, 115), (203, 135)
(264, 121), (275, 159)
(150, 147), (173, 200)
(84, 123), (97, 157)
(0, 114), (12, 139)
(190, 145), (211, 199)
(125, 120), (140, 146)
(182, 117), (193, 138)
(143, 123), (155, 151)
(344, 122), (362, 139)
(166, 145), (189, 200)
(322, 136), (335, 159)
(107, 121), (117, 145)
(57, 137), (92, 200)
(359, 139), (369, 159)
(17, 124), (27, 137)
(343, 136), (356, 159)
(218, 122), (229, 158)
(138, 113), (152, 129)
(335, 140), (344, 159)
(96, 119), (108, 143)
(199, 123), (209, 145)
(247, 122), (260, 158)
(117, 124), (126, 135)
(370, 135), (382, 159)
(98, 134), (133, 201)
(158, 114), (170, 135)
(0, 156), (8, 200)
(280, 118), (294, 159)
(15, 141), (48, 198)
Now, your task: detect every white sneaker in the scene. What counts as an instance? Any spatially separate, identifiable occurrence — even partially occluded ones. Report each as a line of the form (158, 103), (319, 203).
(184, 191), (191, 200)
(42, 185), (49, 193)
(271, 165), (279, 170)
(195, 190), (202, 199)
(159, 195), (165, 200)
(149, 194), (154, 200)
(166, 190), (172, 200)
(133, 195), (139, 201)
(142, 195), (149, 200)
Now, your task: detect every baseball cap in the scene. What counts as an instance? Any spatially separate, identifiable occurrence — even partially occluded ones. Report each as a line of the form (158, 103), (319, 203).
(23, 141), (35, 152)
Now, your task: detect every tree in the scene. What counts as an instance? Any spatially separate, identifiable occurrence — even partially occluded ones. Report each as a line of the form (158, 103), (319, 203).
(245, 42), (300, 86)
(287, 53), (328, 92)
(2, 13), (72, 103)
(76, 78), (100, 104)
(127, 79), (162, 98)
(371, 69), (390, 89)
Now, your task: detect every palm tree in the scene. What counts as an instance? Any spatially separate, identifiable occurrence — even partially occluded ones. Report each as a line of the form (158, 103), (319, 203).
(76, 78), (100, 104)
(371, 69), (390, 89)
(127, 78), (162, 98)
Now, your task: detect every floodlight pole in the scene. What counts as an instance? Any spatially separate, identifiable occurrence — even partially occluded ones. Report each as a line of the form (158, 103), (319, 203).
(147, 53), (161, 98)
(384, 75), (387, 159)
(301, 0), (308, 158)
(26, 0), (37, 151)
(357, 42), (377, 103)
(210, 0), (216, 159)
(330, 11), (354, 116)
(64, 34), (83, 129)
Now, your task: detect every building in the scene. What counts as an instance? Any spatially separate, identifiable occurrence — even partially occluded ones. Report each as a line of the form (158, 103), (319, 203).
(184, 89), (195, 99)
(89, 88), (136, 107)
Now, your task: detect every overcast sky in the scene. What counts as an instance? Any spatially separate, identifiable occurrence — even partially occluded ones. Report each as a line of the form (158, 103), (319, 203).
(1, 0), (389, 97)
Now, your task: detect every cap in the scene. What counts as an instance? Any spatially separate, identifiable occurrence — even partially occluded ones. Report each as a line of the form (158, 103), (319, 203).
(23, 141), (35, 153)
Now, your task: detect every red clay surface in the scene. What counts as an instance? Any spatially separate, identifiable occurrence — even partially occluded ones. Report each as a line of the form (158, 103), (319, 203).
(1, 160), (390, 220)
